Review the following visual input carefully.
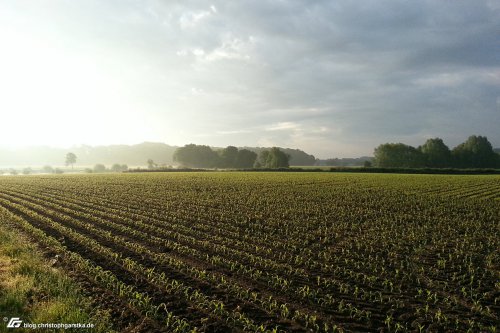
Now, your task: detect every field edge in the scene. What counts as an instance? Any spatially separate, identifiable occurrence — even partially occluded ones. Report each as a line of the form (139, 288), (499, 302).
(0, 219), (115, 333)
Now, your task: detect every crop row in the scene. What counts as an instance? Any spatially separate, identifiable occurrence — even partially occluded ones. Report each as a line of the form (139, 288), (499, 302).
(0, 173), (498, 332)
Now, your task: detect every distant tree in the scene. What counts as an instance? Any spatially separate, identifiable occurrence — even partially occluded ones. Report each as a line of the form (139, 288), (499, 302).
(93, 164), (106, 173)
(363, 160), (372, 168)
(268, 147), (290, 168)
(9, 169), (18, 175)
(247, 147), (315, 166)
(285, 148), (316, 166)
(254, 150), (270, 168)
(147, 159), (157, 169)
(173, 144), (220, 168)
(65, 152), (77, 169)
(374, 143), (424, 168)
(54, 168), (64, 174)
(235, 149), (258, 168)
(43, 165), (54, 174)
(255, 148), (290, 168)
(112, 164), (128, 172)
(22, 167), (32, 175)
(452, 135), (498, 168)
(111, 163), (126, 172)
(84, 168), (93, 173)
(218, 146), (239, 168)
(418, 138), (451, 168)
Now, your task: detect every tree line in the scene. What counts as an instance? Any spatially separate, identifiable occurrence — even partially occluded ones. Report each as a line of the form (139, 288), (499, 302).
(173, 144), (290, 168)
(374, 135), (500, 168)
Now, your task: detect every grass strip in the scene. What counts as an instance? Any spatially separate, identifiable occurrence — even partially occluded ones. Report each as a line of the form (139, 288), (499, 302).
(0, 220), (115, 333)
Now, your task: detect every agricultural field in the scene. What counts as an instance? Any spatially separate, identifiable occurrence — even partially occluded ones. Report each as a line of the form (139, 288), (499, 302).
(0, 172), (498, 332)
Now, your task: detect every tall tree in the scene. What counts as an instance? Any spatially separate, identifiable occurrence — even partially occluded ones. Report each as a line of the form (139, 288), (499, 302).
(65, 152), (77, 169)
(254, 150), (270, 168)
(268, 147), (290, 168)
(452, 135), (498, 168)
(235, 149), (257, 168)
(173, 144), (220, 168)
(418, 138), (451, 168)
(218, 146), (239, 168)
(374, 143), (424, 168)
(255, 148), (290, 168)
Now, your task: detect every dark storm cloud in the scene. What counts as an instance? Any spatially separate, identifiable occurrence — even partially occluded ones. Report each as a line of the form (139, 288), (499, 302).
(204, 0), (500, 155)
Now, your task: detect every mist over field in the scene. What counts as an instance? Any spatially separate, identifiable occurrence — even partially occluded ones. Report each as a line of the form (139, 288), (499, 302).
(1, 1), (499, 158)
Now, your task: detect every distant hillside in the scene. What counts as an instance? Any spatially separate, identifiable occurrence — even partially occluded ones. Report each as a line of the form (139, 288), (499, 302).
(0, 143), (316, 167)
(494, 148), (500, 154)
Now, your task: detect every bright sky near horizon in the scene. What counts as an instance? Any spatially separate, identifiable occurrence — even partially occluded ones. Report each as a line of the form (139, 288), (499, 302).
(0, 1), (499, 158)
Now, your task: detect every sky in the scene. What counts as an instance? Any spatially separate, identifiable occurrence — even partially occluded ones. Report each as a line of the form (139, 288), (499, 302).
(0, 1), (499, 158)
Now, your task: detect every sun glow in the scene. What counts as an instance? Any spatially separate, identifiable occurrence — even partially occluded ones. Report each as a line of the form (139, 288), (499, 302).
(3, 41), (98, 146)
(0, 20), (151, 148)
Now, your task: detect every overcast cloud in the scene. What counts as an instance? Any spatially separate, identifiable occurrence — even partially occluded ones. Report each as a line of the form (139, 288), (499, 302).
(0, 0), (499, 157)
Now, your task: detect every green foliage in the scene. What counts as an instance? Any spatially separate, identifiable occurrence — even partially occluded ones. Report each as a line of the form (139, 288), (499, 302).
(0, 221), (114, 333)
(254, 150), (268, 168)
(374, 143), (424, 167)
(249, 147), (315, 166)
(375, 135), (499, 169)
(285, 148), (315, 166)
(451, 135), (498, 168)
(174, 145), (258, 169)
(255, 147), (290, 168)
(235, 149), (257, 168)
(173, 144), (219, 168)
(418, 138), (451, 168)
(218, 146), (239, 168)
